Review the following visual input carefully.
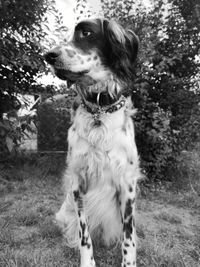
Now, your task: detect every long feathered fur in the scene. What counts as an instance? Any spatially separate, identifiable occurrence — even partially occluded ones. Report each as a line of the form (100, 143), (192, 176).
(56, 99), (140, 247)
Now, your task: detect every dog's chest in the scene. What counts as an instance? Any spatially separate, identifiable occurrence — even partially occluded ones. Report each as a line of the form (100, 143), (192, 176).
(67, 106), (137, 187)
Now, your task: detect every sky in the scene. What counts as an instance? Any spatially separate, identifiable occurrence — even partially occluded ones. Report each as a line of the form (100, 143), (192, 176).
(55, 0), (102, 27)
(54, 0), (152, 28)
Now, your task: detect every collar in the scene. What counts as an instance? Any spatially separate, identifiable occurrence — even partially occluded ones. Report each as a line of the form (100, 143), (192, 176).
(75, 78), (126, 121)
(81, 95), (126, 116)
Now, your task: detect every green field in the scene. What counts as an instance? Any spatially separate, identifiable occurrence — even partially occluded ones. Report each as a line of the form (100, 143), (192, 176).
(0, 157), (199, 267)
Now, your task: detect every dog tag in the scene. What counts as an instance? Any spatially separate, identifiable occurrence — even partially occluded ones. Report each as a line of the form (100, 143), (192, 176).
(93, 111), (102, 126)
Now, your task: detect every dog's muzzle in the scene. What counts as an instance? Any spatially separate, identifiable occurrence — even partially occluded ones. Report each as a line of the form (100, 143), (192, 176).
(44, 47), (89, 82)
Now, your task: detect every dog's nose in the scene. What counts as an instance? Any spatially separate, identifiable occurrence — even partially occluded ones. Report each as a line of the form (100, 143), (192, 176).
(44, 47), (61, 65)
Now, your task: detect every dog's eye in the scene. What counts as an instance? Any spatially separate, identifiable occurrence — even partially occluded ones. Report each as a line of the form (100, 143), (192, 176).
(80, 30), (92, 38)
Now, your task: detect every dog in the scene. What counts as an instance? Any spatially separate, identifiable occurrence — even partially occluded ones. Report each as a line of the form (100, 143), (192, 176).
(44, 18), (140, 267)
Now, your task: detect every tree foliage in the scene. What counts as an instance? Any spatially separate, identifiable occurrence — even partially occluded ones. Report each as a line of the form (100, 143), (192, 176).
(0, 0), (47, 102)
(0, 0), (57, 156)
(0, 0), (66, 111)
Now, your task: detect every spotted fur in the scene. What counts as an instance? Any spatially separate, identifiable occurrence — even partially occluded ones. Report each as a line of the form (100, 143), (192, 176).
(45, 17), (140, 267)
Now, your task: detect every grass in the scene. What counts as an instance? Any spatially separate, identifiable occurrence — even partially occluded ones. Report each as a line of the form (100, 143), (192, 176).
(0, 156), (200, 267)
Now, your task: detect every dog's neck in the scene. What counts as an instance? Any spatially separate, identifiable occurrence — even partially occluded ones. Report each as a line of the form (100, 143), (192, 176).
(75, 78), (126, 121)
(76, 77), (123, 107)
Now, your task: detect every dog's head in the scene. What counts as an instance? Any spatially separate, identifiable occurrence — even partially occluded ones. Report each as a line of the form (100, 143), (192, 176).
(44, 18), (139, 89)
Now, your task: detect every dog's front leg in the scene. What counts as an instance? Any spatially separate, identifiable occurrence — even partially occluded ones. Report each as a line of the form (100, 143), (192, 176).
(121, 180), (137, 267)
(73, 189), (96, 267)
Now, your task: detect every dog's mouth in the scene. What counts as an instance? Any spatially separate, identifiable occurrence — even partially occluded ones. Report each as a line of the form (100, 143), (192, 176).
(55, 69), (89, 82)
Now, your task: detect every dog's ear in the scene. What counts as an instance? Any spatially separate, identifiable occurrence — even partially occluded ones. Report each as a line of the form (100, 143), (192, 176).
(125, 29), (139, 64)
(103, 20), (139, 80)
(103, 20), (139, 62)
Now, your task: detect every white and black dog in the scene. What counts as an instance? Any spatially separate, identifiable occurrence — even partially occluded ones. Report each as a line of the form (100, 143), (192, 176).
(45, 18), (140, 267)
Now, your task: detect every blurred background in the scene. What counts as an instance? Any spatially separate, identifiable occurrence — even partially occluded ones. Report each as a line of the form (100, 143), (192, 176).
(0, 0), (200, 266)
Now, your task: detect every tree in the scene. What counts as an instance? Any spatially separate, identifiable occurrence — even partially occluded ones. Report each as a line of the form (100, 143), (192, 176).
(0, 0), (49, 102)
(0, 0), (56, 156)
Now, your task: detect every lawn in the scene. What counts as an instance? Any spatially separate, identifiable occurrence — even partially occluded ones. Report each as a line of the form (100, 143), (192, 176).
(0, 156), (199, 267)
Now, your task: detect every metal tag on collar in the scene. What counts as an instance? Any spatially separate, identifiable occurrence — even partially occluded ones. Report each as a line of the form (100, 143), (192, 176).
(97, 92), (101, 106)
(93, 112), (100, 121)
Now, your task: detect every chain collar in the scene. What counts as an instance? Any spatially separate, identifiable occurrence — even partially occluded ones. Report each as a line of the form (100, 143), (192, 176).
(75, 78), (126, 123)
(81, 95), (126, 122)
